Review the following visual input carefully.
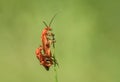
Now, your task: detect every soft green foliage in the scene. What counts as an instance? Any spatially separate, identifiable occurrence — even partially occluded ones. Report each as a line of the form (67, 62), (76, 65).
(0, 0), (120, 82)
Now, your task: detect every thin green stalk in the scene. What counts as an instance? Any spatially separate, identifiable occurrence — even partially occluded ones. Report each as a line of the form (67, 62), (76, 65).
(54, 66), (58, 82)
(52, 42), (58, 82)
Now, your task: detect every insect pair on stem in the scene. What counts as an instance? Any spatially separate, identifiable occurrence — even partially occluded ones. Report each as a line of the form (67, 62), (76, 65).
(35, 15), (58, 71)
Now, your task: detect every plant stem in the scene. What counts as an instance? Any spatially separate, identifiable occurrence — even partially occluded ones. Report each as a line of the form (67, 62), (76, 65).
(54, 66), (58, 82)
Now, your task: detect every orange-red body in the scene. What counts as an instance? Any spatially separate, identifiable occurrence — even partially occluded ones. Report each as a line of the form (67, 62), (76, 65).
(35, 16), (57, 70)
(41, 27), (52, 57)
(35, 27), (55, 70)
(35, 45), (53, 70)
(35, 46), (44, 64)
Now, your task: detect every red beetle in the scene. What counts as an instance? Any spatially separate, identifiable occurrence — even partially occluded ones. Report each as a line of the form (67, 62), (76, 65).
(35, 15), (58, 70)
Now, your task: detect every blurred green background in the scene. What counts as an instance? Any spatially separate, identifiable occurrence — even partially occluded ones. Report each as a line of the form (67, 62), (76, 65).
(0, 0), (120, 82)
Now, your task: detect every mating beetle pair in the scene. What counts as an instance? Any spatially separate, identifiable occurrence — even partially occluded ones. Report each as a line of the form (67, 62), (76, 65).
(35, 15), (58, 70)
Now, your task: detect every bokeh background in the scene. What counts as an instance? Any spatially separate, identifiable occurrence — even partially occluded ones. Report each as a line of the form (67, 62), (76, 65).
(0, 0), (120, 82)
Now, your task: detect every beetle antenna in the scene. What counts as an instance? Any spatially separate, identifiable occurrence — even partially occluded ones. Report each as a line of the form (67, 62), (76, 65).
(43, 21), (48, 27)
(49, 13), (57, 27)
